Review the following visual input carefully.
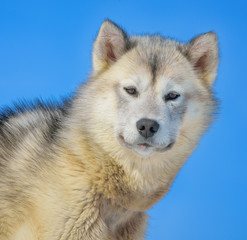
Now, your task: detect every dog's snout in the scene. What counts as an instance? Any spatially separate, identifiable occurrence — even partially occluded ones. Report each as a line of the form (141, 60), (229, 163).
(136, 119), (159, 138)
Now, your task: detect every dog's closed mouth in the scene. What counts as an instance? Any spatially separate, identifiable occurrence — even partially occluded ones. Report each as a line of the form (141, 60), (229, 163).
(118, 135), (174, 153)
(138, 143), (151, 151)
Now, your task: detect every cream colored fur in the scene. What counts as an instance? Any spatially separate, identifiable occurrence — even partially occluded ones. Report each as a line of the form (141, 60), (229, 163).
(0, 20), (219, 239)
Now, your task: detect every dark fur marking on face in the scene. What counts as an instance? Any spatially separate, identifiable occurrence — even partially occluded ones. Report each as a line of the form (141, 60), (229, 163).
(149, 54), (158, 84)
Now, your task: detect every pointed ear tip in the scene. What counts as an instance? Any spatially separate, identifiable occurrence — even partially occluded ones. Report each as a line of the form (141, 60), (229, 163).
(102, 19), (112, 24)
(205, 30), (217, 35)
(207, 31), (217, 37)
(203, 31), (218, 43)
(101, 19), (117, 28)
(98, 19), (124, 34)
(190, 31), (218, 47)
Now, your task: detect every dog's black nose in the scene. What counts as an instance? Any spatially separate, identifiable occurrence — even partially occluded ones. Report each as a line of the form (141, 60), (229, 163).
(136, 118), (160, 138)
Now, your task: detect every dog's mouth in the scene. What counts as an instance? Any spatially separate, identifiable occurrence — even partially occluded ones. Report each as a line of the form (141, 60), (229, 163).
(137, 143), (151, 151)
(117, 135), (174, 155)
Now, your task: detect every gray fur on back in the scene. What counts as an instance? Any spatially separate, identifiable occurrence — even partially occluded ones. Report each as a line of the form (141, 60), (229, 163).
(0, 99), (70, 177)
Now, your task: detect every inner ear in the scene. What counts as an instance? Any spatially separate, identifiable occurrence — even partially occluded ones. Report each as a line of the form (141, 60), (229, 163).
(106, 42), (116, 61)
(187, 32), (219, 86)
(194, 54), (208, 73)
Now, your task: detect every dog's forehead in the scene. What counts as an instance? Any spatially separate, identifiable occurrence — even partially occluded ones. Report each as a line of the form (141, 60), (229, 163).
(129, 36), (189, 86)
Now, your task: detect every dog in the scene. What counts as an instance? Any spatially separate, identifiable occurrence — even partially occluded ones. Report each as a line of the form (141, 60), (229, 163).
(0, 20), (219, 239)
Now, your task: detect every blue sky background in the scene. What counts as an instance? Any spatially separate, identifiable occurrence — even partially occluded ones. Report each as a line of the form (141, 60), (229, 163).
(0, 0), (246, 239)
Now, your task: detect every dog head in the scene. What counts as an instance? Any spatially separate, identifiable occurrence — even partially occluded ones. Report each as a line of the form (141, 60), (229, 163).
(78, 20), (218, 158)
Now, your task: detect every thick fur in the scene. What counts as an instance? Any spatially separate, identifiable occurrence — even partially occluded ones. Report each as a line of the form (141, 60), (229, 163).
(0, 20), (219, 240)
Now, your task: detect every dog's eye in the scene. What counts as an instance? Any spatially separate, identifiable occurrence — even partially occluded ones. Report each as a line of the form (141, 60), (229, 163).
(165, 92), (180, 101)
(124, 87), (137, 96)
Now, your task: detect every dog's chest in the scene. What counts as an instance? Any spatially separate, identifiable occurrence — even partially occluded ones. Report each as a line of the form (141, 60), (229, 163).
(102, 201), (136, 233)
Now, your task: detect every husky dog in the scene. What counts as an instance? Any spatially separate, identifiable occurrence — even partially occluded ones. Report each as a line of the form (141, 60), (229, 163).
(0, 20), (219, 239)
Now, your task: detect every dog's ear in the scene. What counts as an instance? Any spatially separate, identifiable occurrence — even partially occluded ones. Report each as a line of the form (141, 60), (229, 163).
(187, 32), (219, 86)
(92, 20), (129, 73)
